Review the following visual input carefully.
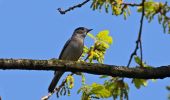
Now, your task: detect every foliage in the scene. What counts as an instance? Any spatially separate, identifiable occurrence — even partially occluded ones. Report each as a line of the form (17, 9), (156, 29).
(133, 56), (148, 89)
(78, 83), (111, 100)
(138, 1), (170, 33)
(104, 78), (129, 100)
(78, 30), (116, 100)
(91, 0), (130, 19)
(82, 30), (113, 63)
(132, 56), (156, 89)
(66, 75), (74, 89)
(132, 78), (147, 89)
(78, 78), (130, 100)
(77, 78), (129, 100)
(90, 0), (170, 33)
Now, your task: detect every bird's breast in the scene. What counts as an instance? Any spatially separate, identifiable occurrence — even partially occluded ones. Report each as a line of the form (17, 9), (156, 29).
(61, 37), (84, 61)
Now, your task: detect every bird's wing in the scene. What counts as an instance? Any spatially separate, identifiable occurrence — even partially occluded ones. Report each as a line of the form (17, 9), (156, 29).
(48, 71), (64, 92)
(58, 38), (71, 59)
(48, 39), (72, 92)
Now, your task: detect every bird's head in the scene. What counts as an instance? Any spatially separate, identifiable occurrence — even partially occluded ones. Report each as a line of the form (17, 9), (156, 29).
(72, 27), (93, 38)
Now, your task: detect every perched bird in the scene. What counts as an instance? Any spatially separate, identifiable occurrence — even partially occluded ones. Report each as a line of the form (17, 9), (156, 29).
(48, 27), (92, 93)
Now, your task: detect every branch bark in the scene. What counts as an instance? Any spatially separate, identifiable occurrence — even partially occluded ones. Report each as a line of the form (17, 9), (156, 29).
(0, 58), (170, 79)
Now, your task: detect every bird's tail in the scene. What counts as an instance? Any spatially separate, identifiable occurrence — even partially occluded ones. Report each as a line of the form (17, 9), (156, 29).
(48, 71), (64, 93)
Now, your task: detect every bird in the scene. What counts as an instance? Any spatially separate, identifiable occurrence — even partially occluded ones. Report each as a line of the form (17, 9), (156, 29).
(48, 27), (92, 93)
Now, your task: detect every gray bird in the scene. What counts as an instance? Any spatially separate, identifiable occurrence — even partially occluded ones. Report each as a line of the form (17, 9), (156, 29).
(48, 27), (92, 93)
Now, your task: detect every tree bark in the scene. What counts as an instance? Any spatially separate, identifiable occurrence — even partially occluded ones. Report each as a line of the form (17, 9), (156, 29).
(0, 58), (170, 79)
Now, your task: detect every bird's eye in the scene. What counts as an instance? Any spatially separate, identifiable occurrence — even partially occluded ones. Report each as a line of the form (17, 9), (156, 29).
(76, 30), (84, 34)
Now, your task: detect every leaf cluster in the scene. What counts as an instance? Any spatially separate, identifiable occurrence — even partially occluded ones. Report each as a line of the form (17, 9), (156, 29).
(78, 77), (129, 100)
(138, 1), (170, 33)
(132, 56), (156, 89)
(78, 83), (111, 100)
(90, 0), (170, 33)
(82, 30), (113, 63)
(90, 0), (130, 19)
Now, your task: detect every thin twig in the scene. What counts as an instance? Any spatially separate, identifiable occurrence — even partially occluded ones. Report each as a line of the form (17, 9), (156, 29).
(121, 3), (142, 7)
(127, 0), (145, 67)
(138, 0), (145, 67)
(139, 40), (143, 66)
(120, 3), (142, 14)
(41, 73), (74, 100)
(84, 55), (89, 61)
(57, 0), (90, 14)
(111, 2), (141, 7)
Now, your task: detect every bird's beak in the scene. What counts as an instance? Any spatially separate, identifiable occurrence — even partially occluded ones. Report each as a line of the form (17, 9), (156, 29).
(87, 29), (93, 33)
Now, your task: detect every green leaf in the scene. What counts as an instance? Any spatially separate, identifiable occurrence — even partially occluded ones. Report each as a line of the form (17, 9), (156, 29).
(66, 75), (74, 89)
(86, 30), (113, 63)
(77, 88), (82, 94)
(99, 75), (109, 78)
(133, 79), (148, 89)
(134, 55), (148, 67)
(96, 30), (113, 45)
(134, 55), (144, 66)
(104, 79), (129, 100)
(78, 83), (111, 99)
(83, 46), (89, 53)
(77, 85), (91, 94)
(90, 83), (111, 98)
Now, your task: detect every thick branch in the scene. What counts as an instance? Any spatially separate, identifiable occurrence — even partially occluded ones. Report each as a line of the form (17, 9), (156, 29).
(0, 58), (170, 79)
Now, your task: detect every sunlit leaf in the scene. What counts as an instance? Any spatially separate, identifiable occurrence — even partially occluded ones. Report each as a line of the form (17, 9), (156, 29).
(96, 30), (113, 45)
(133, 79), (148, 89)
(90, 83), (111, 98)
(66, 75), (74, 89)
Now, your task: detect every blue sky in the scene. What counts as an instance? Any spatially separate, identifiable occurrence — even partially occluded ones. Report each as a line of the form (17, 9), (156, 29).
(0, 0), (169, 100)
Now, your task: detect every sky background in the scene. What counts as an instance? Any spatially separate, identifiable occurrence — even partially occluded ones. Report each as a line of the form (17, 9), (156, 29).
(0, 0), (170, 100)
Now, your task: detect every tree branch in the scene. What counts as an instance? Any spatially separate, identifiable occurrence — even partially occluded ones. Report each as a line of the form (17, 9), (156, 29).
(121, 3), (141, 7)
(0, 58), (170, 79)
(127, 0), (145, 67)
(57, 0), (90, 14)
